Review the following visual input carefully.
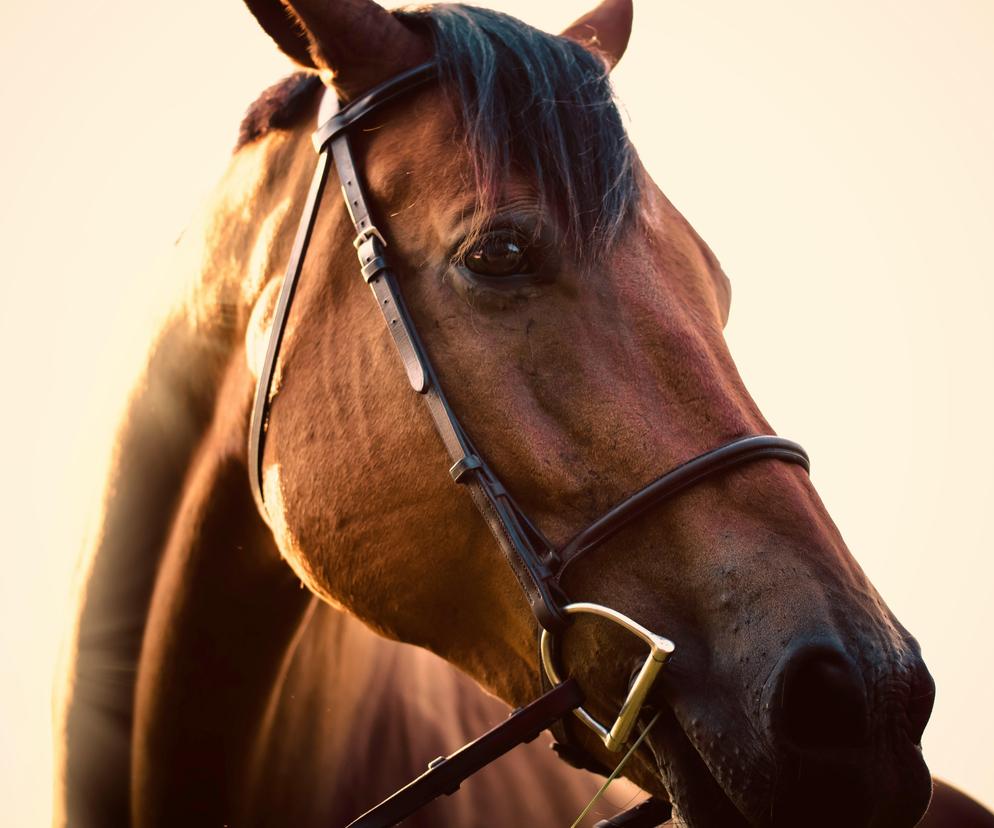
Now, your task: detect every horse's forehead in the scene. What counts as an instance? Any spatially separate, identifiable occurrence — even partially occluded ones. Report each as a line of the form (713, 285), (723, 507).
(350, 87), (712, 309)
(360, 89), (465, 198)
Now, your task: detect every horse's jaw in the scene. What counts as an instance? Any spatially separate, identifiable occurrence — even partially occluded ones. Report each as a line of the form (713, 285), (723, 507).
(640, 708), (752, 828)
(627, 701), (933, 828)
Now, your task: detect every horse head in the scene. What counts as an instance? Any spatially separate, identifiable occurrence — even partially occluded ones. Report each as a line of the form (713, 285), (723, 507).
(241, 1), (934, 824)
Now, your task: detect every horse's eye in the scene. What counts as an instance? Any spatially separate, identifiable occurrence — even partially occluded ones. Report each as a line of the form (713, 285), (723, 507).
(463, 234), (533, 277)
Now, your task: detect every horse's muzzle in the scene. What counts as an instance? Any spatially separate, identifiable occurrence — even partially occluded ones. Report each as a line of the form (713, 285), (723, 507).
(763, 636), (935, 827)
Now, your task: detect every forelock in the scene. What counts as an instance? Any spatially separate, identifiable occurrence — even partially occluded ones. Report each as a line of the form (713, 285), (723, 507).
(398, 4), (639, 262)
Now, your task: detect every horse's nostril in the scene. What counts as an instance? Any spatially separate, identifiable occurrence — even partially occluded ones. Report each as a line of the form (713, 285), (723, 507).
(773, 643), (870, 751)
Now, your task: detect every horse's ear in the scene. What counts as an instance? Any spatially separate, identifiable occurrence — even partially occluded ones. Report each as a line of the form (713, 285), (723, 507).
(243, 0), (316, 68)
(242, 0), (430, 99)
(560, 0), (634, 70)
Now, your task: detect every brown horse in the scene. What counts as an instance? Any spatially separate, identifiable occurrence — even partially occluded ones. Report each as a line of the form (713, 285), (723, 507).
(54, 1), (994, 826)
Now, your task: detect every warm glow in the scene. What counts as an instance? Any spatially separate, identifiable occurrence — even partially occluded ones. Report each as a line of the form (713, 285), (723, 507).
(1, 2), (991, 825)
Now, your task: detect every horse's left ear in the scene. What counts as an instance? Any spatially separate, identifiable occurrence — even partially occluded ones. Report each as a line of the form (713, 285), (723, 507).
(560, 0), (634, 69)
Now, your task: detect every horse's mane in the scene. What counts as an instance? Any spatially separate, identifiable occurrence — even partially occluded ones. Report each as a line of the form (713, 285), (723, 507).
(237, 72), (321, 152)
(236, 4), (638, 261)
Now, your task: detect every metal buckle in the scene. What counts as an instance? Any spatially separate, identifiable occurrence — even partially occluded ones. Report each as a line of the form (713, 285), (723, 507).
(539, 602), (675, 752)
(353, 225), (387, 250)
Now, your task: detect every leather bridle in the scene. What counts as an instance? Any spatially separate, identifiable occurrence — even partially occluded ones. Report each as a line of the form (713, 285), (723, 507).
(247, 61), (809, 828)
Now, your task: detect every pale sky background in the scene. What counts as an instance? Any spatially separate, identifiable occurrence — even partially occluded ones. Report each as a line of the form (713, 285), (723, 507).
(1, 1), (991, 825)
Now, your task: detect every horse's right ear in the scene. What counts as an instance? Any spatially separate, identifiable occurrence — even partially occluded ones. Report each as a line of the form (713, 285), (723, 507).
(561, 0), (634, 70)
(243, 0), (316, 69)
(241, 0), (429, 100)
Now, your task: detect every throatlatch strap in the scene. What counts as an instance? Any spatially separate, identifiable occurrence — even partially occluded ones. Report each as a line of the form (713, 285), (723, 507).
(344, 678), (584, 828)
(247, 149), (332, 519)
(249, 63), (435, 513)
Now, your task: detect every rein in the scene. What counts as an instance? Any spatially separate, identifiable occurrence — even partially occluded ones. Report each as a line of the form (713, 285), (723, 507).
(247, 61), (809, 827)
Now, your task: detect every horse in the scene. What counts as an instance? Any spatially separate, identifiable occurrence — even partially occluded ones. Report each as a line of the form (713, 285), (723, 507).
(53, 1), (994, 826)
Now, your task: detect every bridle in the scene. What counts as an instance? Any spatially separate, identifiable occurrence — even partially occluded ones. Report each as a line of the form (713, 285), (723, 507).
(247, 61), (809, 828)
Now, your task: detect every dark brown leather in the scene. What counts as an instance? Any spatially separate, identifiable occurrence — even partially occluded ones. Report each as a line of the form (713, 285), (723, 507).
(558, 435), (809, 576)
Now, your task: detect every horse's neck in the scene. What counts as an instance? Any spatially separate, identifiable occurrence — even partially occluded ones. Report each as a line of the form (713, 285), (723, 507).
(126, 366), (606, 825)
(123, 341), (307, 821)
(243, 601), (498, 824)
(245, 597), (616, 827)
(54, 122), (319, 826)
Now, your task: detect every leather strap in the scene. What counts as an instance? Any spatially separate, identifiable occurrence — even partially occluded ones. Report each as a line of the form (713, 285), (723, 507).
(311, 63), (437, 153)
(344, 678), (584, 828)
(321, 86), (570, 632)
(248, 148), (333, 519)
(250, 63), (437, 521)
(557, 436), (809, 578)
(250, 61), (569, 631)
(330, 132), (429, 392)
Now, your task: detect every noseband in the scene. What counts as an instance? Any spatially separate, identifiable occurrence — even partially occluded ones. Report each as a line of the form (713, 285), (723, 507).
(247, 62), (809, 827)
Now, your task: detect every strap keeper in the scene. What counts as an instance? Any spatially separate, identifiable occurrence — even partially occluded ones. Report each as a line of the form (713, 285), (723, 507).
(449, 455), (483, 483)
(354, 226), (389, 283)
(360, 256), (388, 282)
